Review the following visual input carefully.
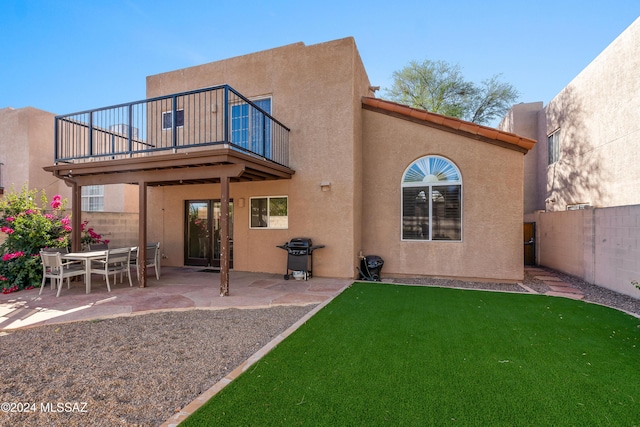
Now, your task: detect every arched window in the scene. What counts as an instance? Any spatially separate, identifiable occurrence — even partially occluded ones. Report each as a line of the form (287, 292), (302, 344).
(401, 156), (462, 241)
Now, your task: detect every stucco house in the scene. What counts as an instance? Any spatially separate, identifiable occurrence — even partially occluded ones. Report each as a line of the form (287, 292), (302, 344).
(42, 37), (535, 292)
(501, 16), (640, 214)
(499, 17), (640, 298)
(0, 106), (139, 246)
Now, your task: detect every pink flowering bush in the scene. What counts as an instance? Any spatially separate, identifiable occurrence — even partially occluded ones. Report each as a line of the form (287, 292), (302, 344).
(0, 186), (107, 292)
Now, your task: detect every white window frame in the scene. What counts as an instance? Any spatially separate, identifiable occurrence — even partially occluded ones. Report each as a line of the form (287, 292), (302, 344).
(230, 97), (272, 155)
(81, 185), (104, 212)
(401, 155), (462, 242)
(162, 109), (184, 130)
(249, 196), (288, 229)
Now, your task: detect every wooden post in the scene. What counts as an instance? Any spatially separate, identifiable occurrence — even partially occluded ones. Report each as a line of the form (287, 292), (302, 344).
(71, 183), (82, 253)
(220, 175), (230, 296)
(138, 181), (147, 288)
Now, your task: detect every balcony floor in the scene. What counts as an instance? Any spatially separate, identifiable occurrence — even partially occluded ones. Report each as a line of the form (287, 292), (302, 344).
(44, 147), (294, 187)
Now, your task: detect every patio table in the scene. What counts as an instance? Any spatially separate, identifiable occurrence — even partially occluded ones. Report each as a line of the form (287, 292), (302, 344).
(61, 250), (108, 294)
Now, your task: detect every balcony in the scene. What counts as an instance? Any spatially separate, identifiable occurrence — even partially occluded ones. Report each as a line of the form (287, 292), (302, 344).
(54, 85), (290, 168)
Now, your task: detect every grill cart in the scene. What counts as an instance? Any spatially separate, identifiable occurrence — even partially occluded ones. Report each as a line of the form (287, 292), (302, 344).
(276, 237), (325, 280)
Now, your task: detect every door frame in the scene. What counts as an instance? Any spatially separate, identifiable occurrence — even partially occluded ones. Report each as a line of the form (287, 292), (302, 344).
(523, 222), (536, 266)
(184, 199), (234, 268)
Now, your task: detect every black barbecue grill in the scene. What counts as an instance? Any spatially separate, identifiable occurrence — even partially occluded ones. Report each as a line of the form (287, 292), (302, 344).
(277, 237), (325, 280)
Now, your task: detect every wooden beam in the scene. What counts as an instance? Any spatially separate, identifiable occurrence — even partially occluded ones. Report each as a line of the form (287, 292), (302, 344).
(138, 181), (147, 288)
(59, 164), (246, 186)
(71, 183), (82, 253)
(43, 149), (294, 181)
(220, 175), (230, 296)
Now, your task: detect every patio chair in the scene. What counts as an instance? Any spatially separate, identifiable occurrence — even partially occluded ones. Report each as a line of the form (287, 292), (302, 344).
(136, 242), (161, 280)
(39, 250), (85, 297)
(89, 243), (109, 251)
(90, 247), (133, 291)
(41, 247), (69, 254)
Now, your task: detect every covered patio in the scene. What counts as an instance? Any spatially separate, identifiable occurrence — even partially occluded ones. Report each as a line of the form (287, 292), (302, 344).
(0, 268), (351, 331)
(43, 85), (295, 295)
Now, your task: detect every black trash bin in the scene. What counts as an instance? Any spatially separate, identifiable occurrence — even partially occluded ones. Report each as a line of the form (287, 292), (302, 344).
(358, 255), (384, 281)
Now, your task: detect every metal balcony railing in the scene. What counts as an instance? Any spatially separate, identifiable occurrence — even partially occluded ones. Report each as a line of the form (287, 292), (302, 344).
(54, 85), (290, 167)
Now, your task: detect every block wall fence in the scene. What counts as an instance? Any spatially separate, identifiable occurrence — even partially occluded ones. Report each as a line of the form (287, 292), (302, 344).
(527, 205), (640, 299)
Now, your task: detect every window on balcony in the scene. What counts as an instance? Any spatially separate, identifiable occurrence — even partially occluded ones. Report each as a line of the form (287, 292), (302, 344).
(162, 109), (184, 130)
(231, 98), (271, 156)
(82, 185), (104, 212)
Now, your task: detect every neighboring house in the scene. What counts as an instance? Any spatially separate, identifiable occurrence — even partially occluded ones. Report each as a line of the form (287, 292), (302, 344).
(42, 37), (536, 291)
(500, 17), (640, 299)
(0, 107), (66, 198)
(0, 106), (139, 247)
(501, 17), (640, 213)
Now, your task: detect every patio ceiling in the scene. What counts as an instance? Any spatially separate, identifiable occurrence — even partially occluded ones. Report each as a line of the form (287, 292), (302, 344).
(43, 147), (295, 187)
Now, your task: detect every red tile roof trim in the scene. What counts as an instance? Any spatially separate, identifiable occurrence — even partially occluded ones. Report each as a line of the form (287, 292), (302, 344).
(361, 97), (536, 152)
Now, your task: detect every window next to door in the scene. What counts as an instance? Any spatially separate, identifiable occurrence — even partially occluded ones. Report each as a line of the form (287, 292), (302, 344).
(250, 196), (288, 229)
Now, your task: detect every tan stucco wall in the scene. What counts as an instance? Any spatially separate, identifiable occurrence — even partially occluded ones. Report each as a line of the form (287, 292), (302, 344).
(103, 184), (138, 213)
(362, 110), (525, 282)
(145, 38), (372, 277)
(0, 107), (67, 201)
(499, 102), (544, 215)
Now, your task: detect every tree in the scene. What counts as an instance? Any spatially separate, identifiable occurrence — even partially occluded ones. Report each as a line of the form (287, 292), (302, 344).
(383, 59), (519, 125)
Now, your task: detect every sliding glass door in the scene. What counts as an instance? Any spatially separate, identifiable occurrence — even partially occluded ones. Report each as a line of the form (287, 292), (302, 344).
(185, 200), (233, 267)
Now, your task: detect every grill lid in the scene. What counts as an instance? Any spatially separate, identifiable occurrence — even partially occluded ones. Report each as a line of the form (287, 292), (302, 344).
(287, 237), (313, 248)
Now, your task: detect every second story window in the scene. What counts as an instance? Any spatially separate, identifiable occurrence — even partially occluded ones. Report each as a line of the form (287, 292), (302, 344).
(162, 109), (184, 130)
(82, 185), (104, 212)
(548, 129), (560, 165)
(231, 98), (272, 156)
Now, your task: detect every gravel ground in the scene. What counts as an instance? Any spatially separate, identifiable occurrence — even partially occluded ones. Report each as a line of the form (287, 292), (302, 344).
(0, 305), (316, 427)
(1, 269), (639, 426)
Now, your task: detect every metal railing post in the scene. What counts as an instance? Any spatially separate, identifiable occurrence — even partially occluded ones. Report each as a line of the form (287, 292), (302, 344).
(223, 86), (229, 144)
(88, 112), (93, 156)
(262, 113), (267, 158)
(172, 95), (178, 149)
(54, 118), (59, 163)
(128, 104), (133, 156)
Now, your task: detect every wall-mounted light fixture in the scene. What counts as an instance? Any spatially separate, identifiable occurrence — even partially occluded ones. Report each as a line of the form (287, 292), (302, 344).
(320, 181), (331, 192)
(238, 198), (245, 208)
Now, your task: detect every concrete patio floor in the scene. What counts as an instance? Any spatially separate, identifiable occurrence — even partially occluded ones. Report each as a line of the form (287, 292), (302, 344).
(0, 267), (352, 331)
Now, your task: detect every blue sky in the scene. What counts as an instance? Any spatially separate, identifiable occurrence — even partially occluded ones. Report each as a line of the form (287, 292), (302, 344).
(2, 0), (639, 123)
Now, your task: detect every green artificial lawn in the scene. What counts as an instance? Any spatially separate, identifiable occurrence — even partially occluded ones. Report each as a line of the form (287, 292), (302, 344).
(183, 283), (640, 426)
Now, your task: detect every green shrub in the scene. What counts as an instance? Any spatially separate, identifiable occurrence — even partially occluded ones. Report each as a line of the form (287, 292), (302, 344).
(0, 186), (107, 293)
